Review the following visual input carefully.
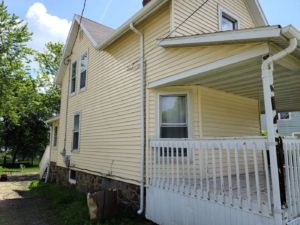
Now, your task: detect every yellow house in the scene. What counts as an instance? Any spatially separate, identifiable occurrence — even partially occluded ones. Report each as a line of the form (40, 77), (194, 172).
(41, 0), (300, 224)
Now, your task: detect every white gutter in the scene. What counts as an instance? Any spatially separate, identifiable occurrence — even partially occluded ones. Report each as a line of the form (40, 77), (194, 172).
(129, 23), (145, 215)
(261, 27), (298, 225)
(96, 0), (169, 50)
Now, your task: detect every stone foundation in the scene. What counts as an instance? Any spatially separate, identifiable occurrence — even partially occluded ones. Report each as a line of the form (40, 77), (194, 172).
(49, 162), (140, 210)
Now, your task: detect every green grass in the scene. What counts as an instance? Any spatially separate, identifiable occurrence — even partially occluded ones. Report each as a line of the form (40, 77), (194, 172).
(28, 181), (153, 225)
(0, 166), (39, 174)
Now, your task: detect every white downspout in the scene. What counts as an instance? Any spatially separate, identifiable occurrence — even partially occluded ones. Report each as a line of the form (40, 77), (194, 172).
(262, 35), (297, 225)
(129, 23), (145, 215)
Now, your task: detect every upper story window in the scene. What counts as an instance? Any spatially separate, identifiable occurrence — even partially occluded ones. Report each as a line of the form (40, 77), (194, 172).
(219, 7), (239, 31)
(53, 126), (58, 147)
(80, 51), (88, 90)
(70, 61), (77, 94)
(279, 112), (291, 120)
(72, 113), (80, 150)
(159, 94), (188, 138)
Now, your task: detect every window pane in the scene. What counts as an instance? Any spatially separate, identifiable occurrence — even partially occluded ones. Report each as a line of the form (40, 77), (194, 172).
(221, 15), (236, 31)
(279, 112), (290, 120)
(73, 132), (79, 149)
(74, 115), (80, 132)
(53, 126), (58, 147)
(80, 52), (88, 72)
(161, 96), (187, 124)
(160, 126), (188, 138)
(80, 71), (86, 89)
(71, 62), (77, 93)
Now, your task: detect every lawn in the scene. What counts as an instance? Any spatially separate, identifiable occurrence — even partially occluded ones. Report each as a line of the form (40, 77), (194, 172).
(28, 181), (153, 225)
(0, 166), (40, 174)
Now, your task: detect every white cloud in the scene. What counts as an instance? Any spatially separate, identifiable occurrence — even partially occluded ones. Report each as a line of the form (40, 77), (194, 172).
(26, 2), (71, 51)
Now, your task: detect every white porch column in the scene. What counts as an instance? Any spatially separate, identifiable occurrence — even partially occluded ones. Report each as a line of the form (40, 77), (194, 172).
(262, 60), (282, 225)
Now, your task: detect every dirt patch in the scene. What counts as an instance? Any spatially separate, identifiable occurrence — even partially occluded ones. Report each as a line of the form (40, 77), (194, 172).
(0, 173), (62, 225)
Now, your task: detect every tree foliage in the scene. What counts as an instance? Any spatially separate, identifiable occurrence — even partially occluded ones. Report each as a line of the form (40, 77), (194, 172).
(0, 0), (63, 165)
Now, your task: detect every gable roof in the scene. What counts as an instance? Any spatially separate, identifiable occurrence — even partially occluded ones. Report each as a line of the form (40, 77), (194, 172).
(55, 0), (268, 84)
(55, 15), (114, 84)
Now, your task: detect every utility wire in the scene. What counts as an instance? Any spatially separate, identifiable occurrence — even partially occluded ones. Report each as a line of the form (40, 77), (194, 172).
(130, 0), (210, 67)
(63, 0), (87, 65)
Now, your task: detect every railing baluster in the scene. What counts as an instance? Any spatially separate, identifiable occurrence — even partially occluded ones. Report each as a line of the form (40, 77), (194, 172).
(162, 142), (165, 188)
(212, 142), (217, 201)
(226, 142), (233, 206)
(243, 142), (251, 209)
(289, 142), (297, 217)
(198, 142), (204, 198)
(253, 142), (261, 212)
(166, 141), (170, 190)
(234, 142), (241, 207)
(219, 142), (224, 203)
(181, 142), (185, 194)
(154, 142), (157, 187)
(150, 140), (153, 186)
(176, 144), (179, 192)
(171, 141), (174, 191)
(263, 143), (272, 214)
(187, 141), (191, 194)
(192, 141), (197, 196)
(205, 142), (209, 199)
(292, 143), (300, 214)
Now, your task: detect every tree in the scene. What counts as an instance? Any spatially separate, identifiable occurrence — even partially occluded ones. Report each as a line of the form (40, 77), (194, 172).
(0, 0), (32, 124)
(34, 42), (63, 116)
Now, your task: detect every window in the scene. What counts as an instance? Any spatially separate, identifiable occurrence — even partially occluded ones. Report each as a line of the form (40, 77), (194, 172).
(219, 7), (239, 31)
(53, 126), (58, 147)
(79, 52), (88, 90)
(69, 169), (77, 184)
(72, 114), (80, 150)
(279, 112), (291, 120)
(159, 94), (188, 138)
(70, 61), (77, 94)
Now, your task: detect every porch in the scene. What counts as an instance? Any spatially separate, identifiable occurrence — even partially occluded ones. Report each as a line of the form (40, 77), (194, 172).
(145, 26), (300, 225)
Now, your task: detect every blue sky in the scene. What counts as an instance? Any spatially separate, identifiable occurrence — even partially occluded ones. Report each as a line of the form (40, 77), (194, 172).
(4, 0), (300, 52)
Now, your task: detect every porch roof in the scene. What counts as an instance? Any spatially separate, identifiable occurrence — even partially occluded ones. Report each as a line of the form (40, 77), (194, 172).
(149, 26), (300, 113)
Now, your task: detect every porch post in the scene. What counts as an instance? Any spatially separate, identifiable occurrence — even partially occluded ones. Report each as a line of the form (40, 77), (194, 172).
(261, 58), (283, 225)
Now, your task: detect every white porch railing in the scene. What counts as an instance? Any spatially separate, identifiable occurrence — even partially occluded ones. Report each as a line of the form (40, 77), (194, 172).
(39, 145), (50, 179)
(148, 137), (273, 216)
(283, 138), (300, 222)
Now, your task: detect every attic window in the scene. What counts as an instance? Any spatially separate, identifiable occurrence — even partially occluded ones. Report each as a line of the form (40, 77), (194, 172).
(219, 7), (239, 31)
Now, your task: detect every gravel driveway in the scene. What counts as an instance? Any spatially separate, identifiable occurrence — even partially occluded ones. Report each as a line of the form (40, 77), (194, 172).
(0, 173), (62, 225)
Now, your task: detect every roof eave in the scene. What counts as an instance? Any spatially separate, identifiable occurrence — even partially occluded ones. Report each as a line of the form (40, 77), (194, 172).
(246, 0), (268, 26)
(159, 26), (287, 48)
(96, 0), (170, 50)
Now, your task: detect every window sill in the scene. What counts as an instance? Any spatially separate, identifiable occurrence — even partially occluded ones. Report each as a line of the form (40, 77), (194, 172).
(71, 149), (80, 153)
(78, 87), (87, 93)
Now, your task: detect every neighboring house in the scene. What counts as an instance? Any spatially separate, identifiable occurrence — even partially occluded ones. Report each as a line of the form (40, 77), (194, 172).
(40, 0), (300, 225)
(261, 112), (300, 137)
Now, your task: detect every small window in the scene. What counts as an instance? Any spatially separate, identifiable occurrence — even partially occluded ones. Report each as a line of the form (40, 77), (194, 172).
(159, 95), (188, 138)
(72, 114), (80, 150)
(53, 126), (58, 147)
(70, 61), (77, 94)
(79, 52), (88, 90)
(69, 170), (77, 184)
(279, 112), (291, 120)
(221, 13), (238, 31)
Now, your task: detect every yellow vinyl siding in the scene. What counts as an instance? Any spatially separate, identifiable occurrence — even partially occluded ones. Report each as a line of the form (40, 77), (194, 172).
(57, 29), (142, 185)
(172, 0), (255, 36)
(57, 2), (263, 185)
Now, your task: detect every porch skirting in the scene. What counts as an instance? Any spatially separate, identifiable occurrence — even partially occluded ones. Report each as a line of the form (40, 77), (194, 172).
(48, 162), (140, 210)
(146, 186), (275, 225)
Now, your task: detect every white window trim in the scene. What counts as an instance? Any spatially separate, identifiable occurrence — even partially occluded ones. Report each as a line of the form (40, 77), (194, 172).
(68, 169), (77, 184)
(69, 60), (78, 96)
(278, 112), (292, 121)
(218, 5), (240, 31)
(71, 112), (81, 152)
(79, 50), (88, 93)
(156, 91), (192, 139)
